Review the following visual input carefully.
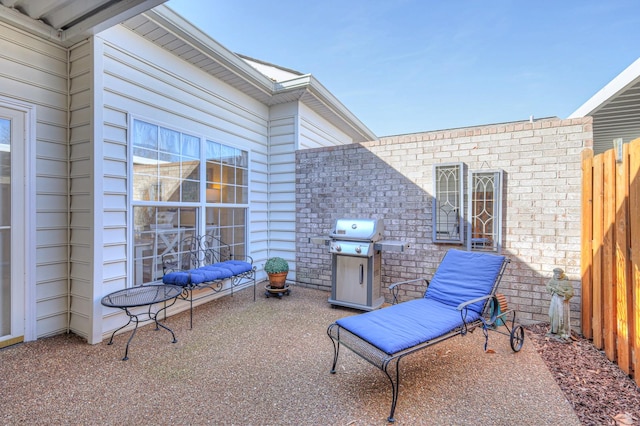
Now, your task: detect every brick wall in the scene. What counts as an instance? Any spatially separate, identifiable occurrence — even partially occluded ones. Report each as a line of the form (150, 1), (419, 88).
(296, 118), (592, 329)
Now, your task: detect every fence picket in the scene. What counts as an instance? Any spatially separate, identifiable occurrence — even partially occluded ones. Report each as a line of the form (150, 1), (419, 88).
(582, 138), (640, 382)
(629, 138), (640, 385)
(615, 143), (630, 374)
(603, 149), (616, 362)
(591, 154), (604, 349)
(581, 150), (593, 340)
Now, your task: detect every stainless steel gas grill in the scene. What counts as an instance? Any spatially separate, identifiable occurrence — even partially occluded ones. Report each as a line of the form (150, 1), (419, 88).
(324, 218), (408, 311)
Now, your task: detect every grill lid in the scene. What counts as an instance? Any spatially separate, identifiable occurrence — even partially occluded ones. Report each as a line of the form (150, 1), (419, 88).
(330, 218), (384, 242)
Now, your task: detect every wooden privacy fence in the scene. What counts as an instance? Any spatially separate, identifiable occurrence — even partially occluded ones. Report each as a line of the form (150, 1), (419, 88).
(581, 137), (640, 384)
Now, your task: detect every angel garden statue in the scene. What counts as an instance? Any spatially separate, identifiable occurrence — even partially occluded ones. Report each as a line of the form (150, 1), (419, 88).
(546, 268), (574, 341)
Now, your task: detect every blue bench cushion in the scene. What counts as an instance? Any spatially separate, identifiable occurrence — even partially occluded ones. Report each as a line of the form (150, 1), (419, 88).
(336, 298), (480, 355)
(162, 261), (252, 286)
(425, 250), (505, 314)
(218, 260), (253, 275)
(198, 265), (234, 279)
(162, 269), (222, 286)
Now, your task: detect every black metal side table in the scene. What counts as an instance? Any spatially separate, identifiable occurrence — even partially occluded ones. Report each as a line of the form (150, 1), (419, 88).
(101, 284), (183, 360)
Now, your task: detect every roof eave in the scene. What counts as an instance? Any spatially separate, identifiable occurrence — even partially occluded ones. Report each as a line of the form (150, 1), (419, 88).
(304, 76), (377, 142)
(569, 57), (640, 118)
(0, 0), (166, 47)
(62, 0), (167, 46)
(144, 6), (276, 97)
(140, 5), (377, 143)
(273, 74), (376, 142)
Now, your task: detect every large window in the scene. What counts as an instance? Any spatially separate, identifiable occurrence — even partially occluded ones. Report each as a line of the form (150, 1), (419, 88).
(204, 139), (248, 260)
(433, 164), (503, 252)
(131, 119), (249, 285)
(132, 120), (200, 203)
(205, 140), (248, 205)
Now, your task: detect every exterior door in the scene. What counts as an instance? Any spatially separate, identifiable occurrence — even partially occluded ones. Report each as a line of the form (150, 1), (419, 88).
(0, 106), (26, 348)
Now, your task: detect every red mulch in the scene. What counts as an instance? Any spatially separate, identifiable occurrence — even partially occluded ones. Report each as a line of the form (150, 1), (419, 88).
(526, 323), (640, 425)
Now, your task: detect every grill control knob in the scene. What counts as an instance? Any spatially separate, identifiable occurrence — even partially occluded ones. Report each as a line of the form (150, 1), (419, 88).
(355, 246), (362, 254)
(334, 244), (341, 252)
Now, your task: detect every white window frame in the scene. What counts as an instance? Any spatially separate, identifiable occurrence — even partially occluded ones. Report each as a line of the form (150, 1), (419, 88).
(0, 96), (36, 342)
(466, 169), (503, 253)
(432, 163), (503, 253)
(128, 116), (250, 286)
(432, 163), (465, 244)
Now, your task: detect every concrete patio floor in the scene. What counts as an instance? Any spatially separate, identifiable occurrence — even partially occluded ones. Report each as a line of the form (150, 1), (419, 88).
(0, 285), (581, 425)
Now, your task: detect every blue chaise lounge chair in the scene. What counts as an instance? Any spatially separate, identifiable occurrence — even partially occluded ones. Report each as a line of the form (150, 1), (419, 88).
(327, 249), (524, 422)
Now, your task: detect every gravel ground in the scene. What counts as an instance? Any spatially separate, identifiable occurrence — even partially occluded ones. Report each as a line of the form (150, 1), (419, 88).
(0, 285), (580, 425)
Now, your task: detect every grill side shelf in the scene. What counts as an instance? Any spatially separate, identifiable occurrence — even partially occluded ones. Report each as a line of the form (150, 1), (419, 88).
(373, 240), (409, 252)
(309, 236), (330, 245)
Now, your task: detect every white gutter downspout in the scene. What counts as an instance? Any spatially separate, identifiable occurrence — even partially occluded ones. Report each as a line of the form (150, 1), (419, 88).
(65, 44), (72, 334)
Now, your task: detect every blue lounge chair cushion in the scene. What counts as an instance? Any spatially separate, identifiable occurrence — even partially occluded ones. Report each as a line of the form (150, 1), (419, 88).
(335, 249), (506, 355)
(336, 298), (480, 355)
(425, 250), (505, 313)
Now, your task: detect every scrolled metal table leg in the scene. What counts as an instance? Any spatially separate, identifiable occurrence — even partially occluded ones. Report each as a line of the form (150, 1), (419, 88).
(122, 314), (140, 361)
(108, 314), (133, 346)
(152, 297), (178, 344)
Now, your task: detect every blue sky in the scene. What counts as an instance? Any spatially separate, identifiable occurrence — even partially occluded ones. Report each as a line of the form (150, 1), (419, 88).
(166, 0), (640, 137)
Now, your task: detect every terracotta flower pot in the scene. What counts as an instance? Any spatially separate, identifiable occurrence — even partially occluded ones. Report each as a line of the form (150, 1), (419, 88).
(268, 272), (288, 289)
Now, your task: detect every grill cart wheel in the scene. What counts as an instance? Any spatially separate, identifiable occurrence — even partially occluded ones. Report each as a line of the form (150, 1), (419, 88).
(510, 324), (525, 352)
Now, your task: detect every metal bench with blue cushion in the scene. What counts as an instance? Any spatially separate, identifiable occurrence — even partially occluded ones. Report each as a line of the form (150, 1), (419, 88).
(327, 249), (524, 423)
(161, 235), (256, 328)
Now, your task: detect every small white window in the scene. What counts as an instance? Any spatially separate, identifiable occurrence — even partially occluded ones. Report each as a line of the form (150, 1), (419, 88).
(432, 163), (464, 244)
(433, 164), (504, 252)
(467, 170), (503, 253)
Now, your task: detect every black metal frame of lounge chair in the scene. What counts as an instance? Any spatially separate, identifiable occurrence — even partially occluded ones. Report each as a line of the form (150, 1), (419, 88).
(327, 249), (525, 423)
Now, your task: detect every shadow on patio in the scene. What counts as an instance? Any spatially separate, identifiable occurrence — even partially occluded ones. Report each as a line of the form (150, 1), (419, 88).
(0, 285), (580, 425)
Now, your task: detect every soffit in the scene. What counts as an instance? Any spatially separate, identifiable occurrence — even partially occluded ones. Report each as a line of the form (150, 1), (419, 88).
(122, 8), (300, 106)
(570, 58), (640, 153)
(0, 0), (166, 47)
(589, 79), (640, 152)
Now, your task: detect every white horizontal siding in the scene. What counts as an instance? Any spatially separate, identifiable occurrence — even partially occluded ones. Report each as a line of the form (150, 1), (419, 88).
(268, 101), (357, 281)
(35, 157), (66, 178)
(67, 39), (93, 341)
(298, 102), (353, 149)
(35, 139), (66, 160)
(95, 25), (273, 336)
(266, 106), (297, 278)
(36, 280), (67, 301)
(36, 175), (67, 194)
(0, 21), (69, 340)
(100, 27), (268, 146)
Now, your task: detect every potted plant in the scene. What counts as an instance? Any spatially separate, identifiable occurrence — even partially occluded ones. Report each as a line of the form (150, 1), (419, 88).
(264, 257), (289, 289)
